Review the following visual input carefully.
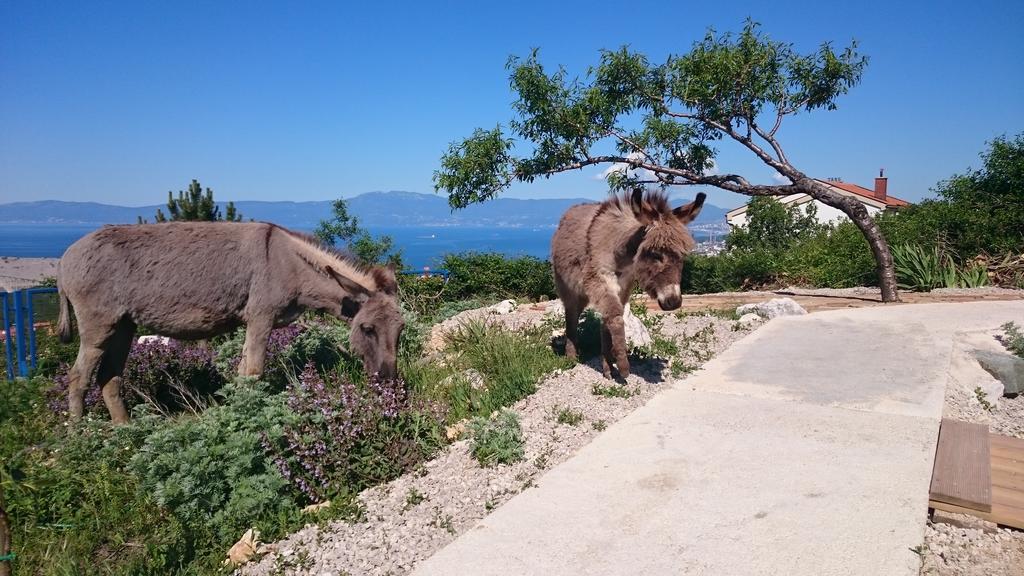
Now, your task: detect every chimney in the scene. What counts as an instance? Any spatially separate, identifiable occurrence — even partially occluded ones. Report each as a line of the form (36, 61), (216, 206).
(874, 168), (888, 201)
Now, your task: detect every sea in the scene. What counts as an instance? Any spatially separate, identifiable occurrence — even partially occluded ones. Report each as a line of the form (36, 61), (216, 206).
(0, 224), (713, 269)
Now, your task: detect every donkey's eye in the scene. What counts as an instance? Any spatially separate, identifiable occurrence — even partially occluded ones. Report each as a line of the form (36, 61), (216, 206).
(648, 252), (664, 262)
(361, 324), (375, 334)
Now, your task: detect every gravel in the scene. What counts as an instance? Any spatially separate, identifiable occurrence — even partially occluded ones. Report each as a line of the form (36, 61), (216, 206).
(243, 307), (755, 575)
(919, 324), (1024, 575)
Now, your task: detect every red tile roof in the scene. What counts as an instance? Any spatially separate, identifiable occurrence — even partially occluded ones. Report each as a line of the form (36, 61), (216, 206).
(815, 179), (910, 208)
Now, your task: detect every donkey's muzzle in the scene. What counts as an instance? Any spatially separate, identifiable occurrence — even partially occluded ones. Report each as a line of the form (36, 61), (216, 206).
(656, 285), (683, 311)
(657, 295), (682, 311)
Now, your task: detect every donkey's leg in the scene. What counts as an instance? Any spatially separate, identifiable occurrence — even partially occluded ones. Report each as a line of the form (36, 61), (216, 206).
(97, 322), (136, 425)
(68, 342), (104, 420)
(67, 318), (116, 421)
(604, 313), (630, 379)
(599, 320), (614, 379)
(238, 317), (272, 377)
(562, 296), (583, 361)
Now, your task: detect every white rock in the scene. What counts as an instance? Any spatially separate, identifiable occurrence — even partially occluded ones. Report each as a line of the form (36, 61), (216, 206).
(488, 299), (518, 315)
(738, 313), (763, 327)
(545, 300), (566, 317)
(736, 297), (807, 320)
(136, 334), (170, 345)
(622, 304), (652, 348)
(441, 369), (485, 391)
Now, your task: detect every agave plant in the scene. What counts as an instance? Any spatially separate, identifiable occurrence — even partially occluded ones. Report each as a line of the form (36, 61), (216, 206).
(958, 263), (990, 288)
(891, 244), (950, 291)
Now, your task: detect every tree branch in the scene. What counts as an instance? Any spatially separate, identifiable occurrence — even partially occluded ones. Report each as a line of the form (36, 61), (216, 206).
(750, 117), (790, 165)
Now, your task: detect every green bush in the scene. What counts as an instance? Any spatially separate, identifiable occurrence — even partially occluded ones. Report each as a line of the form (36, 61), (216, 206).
(128, 380), (301, 560)
(441, 252), (555, 301)
(781, 221), (877, 288)
(468, 409), (525, 467)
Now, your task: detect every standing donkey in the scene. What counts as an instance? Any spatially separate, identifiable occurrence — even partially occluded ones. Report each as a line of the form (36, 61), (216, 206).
(57, 221), (405, 424)
(552, 189), (705, 379)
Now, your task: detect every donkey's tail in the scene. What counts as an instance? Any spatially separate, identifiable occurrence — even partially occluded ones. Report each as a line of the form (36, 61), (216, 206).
(58, 289), (73, 343)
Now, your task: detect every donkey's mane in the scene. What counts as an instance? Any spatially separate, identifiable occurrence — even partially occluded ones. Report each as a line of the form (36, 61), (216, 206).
(278, 227), (377, 292)
(602, 189), (672, 220)
(589, 189), (695, 253)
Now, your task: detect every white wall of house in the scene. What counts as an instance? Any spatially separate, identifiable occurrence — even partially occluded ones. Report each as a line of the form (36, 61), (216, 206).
(726, 195), (884, 228)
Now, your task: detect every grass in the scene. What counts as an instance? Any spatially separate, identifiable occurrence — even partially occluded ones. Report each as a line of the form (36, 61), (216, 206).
(554, 406), (584, 426)
(404, 320), (571, 424)
(974, 387), (994, 412)
(403, 487), (427, 512)
(591, 383), (639, 398)
(674, 307), (741, 321)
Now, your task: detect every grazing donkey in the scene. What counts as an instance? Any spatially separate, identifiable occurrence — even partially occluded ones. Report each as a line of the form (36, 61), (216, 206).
(552, 189), (705, 379)
(57, 221), (404, 424)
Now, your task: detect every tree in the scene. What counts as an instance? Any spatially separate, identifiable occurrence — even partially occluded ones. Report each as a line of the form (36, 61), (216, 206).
(315, 198), (403, 268)
(151, 179), (242, 222)
(435, 21), (902, 301)
(727, 197), (821, 252)
(928, 133), (1024, 256)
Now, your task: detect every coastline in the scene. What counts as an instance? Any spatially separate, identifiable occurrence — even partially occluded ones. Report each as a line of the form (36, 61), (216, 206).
(0, 257), (60, 291)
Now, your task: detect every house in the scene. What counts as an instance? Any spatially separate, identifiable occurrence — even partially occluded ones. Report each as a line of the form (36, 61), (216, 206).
(725, 171), (910, 227)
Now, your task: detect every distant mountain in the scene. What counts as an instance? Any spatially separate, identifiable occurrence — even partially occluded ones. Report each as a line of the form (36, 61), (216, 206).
(0, 191), (728, 229)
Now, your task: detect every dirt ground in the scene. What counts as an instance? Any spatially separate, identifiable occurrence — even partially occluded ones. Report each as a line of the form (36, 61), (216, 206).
(644, 286), (1024, 314)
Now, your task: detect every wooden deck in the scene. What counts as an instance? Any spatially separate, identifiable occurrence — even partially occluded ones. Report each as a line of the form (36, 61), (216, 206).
(929, 421), (1024, 529)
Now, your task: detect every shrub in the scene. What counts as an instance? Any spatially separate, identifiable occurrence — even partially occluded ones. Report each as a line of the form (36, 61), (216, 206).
(263, 365), (444, 503)
(781, 221), (877, 288)
(1002, 322), (1024, 359)
(128, 379), (301, 564)
(468, 409), (525, 467)
(47, 339), (225, 417)
(397, 274), (449, 318)
(215, 317), (356, 386)
(441, 252), (555, 301)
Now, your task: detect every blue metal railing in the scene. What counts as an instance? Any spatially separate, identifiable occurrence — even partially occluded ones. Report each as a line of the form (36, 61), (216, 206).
(2, 287), (58, 379)
(1, 291), (11, 381)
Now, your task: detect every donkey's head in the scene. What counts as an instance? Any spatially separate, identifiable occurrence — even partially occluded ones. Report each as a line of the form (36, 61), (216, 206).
(345, 267), (404, 380)
(629, 189), (706, 311)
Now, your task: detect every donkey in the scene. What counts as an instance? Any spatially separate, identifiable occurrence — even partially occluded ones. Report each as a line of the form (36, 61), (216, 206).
(551, 189), (705, 379)
(57, 221), (405, 424)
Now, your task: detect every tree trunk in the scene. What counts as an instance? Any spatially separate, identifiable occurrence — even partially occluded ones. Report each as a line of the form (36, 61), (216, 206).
(800, 179), (901, 303)
(0, 483), (11, 576)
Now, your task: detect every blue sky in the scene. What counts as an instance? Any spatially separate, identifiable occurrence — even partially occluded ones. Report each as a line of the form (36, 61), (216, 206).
(2, 0), (1022, 209)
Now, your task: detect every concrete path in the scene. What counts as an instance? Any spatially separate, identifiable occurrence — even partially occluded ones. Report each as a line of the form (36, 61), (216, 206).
(414, 301), (1024, 576)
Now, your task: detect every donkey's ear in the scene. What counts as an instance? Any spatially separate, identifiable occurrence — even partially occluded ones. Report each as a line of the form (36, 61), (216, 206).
(630, 188), (654, 224)
(371, 266), (398, 296)
(673, 192), (706, 224)
(326, 265), (371, 296)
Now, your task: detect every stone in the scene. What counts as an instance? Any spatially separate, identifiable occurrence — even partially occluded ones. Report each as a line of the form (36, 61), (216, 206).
(622, 304), (653, 348)
(224, 528), (261, 567)
(545, 300), (565, 317)
(441, 369), (486, 391)
(489, 300), (518, 315)
(137, 334), (170, 345)
(738, 313), (763, 327)
(302, 501), (332, 514)
(974, 350), (1024, 396)
(736, 297), (807, 320)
